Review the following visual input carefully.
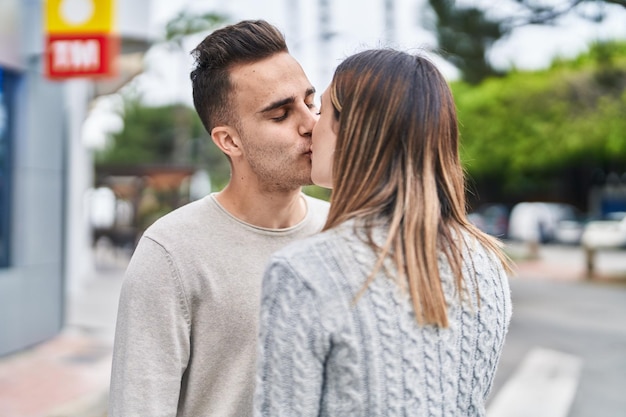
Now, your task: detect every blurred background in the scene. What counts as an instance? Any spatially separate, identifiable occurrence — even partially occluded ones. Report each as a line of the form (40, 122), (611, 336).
(0, 0), (625, 416)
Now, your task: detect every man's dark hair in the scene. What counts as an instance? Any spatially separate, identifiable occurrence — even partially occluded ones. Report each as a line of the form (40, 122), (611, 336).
(190, 20), (288, 134)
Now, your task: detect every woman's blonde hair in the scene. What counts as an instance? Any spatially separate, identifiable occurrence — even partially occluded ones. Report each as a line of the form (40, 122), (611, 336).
(324, 49), (511, 327)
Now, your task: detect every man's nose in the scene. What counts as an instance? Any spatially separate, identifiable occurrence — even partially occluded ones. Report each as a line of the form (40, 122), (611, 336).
(298, 105), (318, 137)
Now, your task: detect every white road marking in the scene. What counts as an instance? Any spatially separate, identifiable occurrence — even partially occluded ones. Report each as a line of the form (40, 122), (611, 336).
(487, 347), (582, 417)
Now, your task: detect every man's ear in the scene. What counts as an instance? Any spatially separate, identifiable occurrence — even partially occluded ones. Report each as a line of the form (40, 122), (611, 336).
(211, 126), (243, 158)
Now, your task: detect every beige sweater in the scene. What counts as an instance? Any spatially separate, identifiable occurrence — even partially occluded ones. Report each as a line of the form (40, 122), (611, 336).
(109, 193), (329, 417)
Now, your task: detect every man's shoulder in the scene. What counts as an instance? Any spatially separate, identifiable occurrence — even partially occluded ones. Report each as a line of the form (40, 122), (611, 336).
(147, 197), (207, 227)
(140, 196), (221, 245)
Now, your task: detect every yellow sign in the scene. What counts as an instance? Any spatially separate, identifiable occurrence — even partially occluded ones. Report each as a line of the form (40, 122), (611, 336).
(46, 0), (114, 34)
(44, 0), (117, 79)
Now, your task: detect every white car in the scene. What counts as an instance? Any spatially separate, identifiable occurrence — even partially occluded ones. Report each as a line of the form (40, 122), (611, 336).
(580, 213), (626, 249)
(553, 219), (586, 245)
(508, 202), (581, 243)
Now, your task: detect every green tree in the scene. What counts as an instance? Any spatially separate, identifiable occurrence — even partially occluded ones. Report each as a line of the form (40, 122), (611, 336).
(95, 96), (178, 164)
(164, 10), (226, 47)
(426, 0), (504, 84)
(454, 41), (626, 206)
(95, 95), (231, 189)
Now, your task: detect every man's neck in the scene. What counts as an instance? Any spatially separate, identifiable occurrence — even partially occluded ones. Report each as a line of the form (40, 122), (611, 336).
(215, 184), (307, 229)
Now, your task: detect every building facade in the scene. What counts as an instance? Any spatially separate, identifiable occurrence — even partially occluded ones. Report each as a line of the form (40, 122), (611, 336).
(0, 0), (67, 356)
(0, 0), (151, 357)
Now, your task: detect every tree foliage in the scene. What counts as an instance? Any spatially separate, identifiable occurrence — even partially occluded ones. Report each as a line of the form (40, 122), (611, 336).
(426, 0), (504, 84)
(164, 10), (227, 48)
(454, 41), (626, 203)
(95, 96), (231, 189)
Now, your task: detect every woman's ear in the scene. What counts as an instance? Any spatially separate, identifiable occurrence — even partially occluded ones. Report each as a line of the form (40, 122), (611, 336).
(211, 126), (243, 158)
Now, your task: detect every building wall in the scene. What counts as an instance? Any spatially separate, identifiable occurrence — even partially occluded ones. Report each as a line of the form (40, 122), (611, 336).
(0, 0), (154, 357)
(0, 0), (66, 356)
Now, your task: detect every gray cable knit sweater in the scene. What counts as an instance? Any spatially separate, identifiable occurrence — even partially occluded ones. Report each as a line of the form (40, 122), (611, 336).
(255, 220), (512, 417)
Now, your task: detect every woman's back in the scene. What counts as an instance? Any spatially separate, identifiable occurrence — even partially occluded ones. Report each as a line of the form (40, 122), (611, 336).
(255, 220), (512, 417)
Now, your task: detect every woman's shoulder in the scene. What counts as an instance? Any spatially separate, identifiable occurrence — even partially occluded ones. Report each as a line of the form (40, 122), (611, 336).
(272, 218), (364, 259)
(270, 227), (343, 268)
(267, 223), (362, 291)
(263, 225), (361, 335)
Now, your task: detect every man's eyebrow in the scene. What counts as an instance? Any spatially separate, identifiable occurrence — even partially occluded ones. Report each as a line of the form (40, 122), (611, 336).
(259, 96), (295, 114)
(258, 87), (317, 114)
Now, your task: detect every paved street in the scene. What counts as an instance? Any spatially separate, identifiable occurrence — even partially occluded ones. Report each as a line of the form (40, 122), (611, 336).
(488, 278), (626, 417)
(487, 243), (626, 417)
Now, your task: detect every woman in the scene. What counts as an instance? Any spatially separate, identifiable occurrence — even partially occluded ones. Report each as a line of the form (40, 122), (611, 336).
(254, 49), (512, 416)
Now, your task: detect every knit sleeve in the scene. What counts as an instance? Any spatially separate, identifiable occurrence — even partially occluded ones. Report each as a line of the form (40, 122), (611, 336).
(109, 236), (191, 417)
(481, 251), (513, 402)
(254, 257), (329, 417)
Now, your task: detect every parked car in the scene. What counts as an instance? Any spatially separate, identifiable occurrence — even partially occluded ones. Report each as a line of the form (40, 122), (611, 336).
(553, 206), (587, 245)
(468, 204), (509, 238)
(581, 212), (626, 249)
(508, 202), (583, 244)
(553, 219), (586, 245)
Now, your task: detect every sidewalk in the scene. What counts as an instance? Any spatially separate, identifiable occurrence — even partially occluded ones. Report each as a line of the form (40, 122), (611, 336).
(0, 246), (129, 417)
(0, 242), (624, 417)
(506, 241), (626, 283)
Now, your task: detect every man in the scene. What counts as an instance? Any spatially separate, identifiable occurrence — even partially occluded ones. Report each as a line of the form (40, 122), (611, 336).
(108, 20), (329, 417)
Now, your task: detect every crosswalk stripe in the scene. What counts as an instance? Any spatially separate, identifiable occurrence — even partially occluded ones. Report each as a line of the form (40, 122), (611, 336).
(487, 347), (582, 417)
